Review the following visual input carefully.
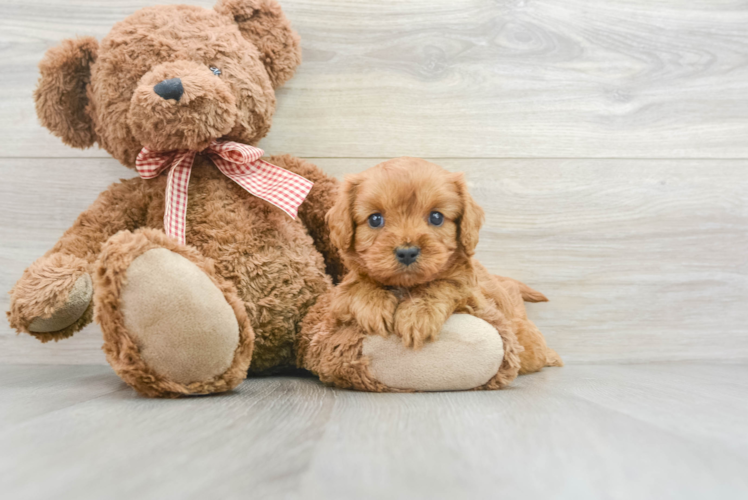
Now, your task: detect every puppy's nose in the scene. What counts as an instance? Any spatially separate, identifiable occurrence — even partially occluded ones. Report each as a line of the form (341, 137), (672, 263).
(153, 78), (184, 101)
(395, 246), (420, 266)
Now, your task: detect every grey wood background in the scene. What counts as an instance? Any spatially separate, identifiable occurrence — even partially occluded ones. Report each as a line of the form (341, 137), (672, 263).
(1, 0), (747, 365)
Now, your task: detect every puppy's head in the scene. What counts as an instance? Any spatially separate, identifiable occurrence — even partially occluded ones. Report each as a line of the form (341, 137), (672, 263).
(327, 157), (484, 287)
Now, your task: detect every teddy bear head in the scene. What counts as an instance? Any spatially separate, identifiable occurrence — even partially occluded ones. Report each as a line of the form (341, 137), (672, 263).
(34, 0), (301, 168)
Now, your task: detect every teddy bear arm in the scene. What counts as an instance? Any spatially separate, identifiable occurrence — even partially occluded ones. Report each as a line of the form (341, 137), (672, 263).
(267, 154), (346, 282)
(48, 179), (149, 262)
(8, 180), (149, 340)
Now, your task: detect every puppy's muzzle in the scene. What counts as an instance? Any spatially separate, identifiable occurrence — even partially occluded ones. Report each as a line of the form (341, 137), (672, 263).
(395, 246), (420, 266)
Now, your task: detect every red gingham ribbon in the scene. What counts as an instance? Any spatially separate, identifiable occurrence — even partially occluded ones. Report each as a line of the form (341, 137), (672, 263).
(136, 140), (313, 245)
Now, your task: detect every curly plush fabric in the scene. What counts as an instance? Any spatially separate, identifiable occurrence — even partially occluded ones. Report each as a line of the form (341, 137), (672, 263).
(8, 0), (343, 397)
(34, 37), (99, 149)
(7, 253), (93, 342)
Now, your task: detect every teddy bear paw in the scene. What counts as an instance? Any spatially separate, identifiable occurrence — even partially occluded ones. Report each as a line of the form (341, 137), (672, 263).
(28, 274), (93, 334)
(8, 253), (93, 341)
(361, 314), (504, 391)
(95, 229), (254, 398)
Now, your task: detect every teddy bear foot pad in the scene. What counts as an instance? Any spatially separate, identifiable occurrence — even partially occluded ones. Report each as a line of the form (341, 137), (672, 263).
(362, 314), (504, 391)
(120, 248), (240, 384)
(95, 229), (254, 397)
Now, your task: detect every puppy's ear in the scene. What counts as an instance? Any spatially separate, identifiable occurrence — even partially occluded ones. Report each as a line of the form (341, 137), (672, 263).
(453, 173), (485, 255)
(215, 0), (302, 88)
(326, 175), (359, 253)
(34, 37), (98, 149)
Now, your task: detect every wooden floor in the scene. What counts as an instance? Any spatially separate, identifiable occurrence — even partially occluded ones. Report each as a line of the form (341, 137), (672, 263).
(1, 0), (747, 498)
(0, 363), (746, 499)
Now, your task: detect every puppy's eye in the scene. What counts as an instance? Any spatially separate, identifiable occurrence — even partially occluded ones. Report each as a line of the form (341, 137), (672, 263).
(368, 213), (384, 228)
(429, 211), (444, 226)
(209, 66), (222, 76)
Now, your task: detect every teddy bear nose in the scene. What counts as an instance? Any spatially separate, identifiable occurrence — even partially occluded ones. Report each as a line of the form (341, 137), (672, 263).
(395, 246), (420, 266)
(153, 78), (184, 101)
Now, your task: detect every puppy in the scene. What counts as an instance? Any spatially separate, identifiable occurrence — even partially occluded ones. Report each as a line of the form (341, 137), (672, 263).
(326, 157), (562, 375)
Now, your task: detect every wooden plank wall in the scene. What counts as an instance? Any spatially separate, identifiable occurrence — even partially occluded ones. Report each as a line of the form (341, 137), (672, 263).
(1, 0), (746, 365)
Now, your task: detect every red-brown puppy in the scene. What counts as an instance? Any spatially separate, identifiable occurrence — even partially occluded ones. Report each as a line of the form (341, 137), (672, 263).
(326, 157), (562, 374)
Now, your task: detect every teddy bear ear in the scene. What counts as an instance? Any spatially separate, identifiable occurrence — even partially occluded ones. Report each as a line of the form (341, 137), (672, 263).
(34, 37), (98, 149)
(215, 0), (302, 88)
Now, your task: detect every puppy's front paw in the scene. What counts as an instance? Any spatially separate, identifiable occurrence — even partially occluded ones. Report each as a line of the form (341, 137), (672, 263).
(356, 293), (398, 337)
(394, 299), (442, 349)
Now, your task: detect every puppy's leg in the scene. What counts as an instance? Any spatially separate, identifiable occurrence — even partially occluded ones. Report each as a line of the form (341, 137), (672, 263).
(513, 317), (563, 374)
(297, 291), (394, 392)
(476, 263), (562, 373)
(393, 271), (477, 349)
(393, 294), (455, 349)
(331, 273), (399, 338)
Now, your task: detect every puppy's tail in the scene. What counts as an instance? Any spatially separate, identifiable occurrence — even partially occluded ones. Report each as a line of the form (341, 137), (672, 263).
(518, 282), (548, 303)
(497, 276), (548, 303)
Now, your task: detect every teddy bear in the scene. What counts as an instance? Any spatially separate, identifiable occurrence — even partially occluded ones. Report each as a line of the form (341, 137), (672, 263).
(8, 0), (543, 397)
(8, 0), (345, 397)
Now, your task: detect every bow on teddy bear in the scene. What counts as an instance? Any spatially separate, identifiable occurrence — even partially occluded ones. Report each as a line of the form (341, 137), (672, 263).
(8, 0), (557, 398)
(136, 139), (313, 245)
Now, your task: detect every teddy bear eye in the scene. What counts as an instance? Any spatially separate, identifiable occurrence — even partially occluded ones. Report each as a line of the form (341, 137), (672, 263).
(429, 211), (444, 226)
(368, 213), (384, 228)
(209, 66), (222, 76)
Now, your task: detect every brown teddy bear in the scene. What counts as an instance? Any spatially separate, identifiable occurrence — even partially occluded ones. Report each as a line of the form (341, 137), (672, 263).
(8, 0), (345, 397)
(8, 0), (550, 397)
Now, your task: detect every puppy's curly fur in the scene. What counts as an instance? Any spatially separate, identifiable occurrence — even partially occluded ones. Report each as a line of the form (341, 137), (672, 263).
(326, 157), (562, 375)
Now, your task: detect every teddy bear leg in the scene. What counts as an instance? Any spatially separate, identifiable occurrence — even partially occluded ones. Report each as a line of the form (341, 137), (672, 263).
(299, 296), (514, 392)
(94, 229), (254, 398)
(361, 314), (515, 391)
